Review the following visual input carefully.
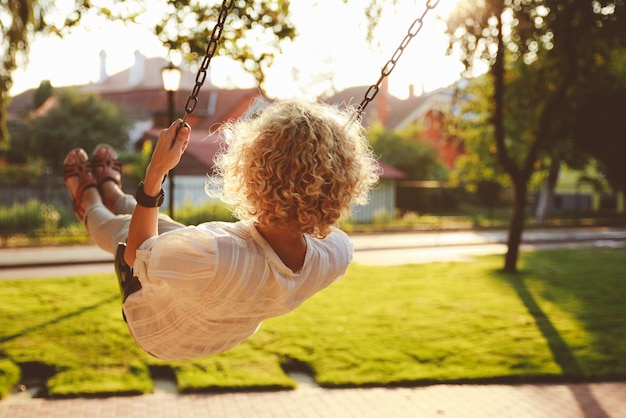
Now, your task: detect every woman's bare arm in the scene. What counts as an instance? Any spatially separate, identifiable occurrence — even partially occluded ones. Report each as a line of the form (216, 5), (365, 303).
(124, 120), (190, 266)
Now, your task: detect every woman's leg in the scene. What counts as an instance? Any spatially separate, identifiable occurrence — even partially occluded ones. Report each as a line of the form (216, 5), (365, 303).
(84, 204), (131, 255)
(63, 149), (124, 255)
(83, 187), (185, 255)
(108, 192), (185, 235)
(94, 144), (186, 236)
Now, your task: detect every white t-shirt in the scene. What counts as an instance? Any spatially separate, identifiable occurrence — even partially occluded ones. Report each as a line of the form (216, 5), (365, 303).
(123, 221), (353, 360)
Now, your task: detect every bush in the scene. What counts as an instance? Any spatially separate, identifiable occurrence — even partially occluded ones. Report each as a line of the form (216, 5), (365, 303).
(174, 200), (236, 225)
(0, 160), (46, 186)
(0, 200), (62, 234)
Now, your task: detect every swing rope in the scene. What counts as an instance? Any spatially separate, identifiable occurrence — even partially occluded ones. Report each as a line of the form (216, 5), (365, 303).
(356, 0), (440, 119)
(179, 0), (440, 122)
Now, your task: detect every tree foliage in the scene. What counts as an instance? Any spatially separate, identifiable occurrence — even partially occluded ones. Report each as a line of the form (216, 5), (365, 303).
(448, 76), (510, 188)
(156, 0), (296, 90)
(571, 43), (626, 195)
(574, 86), (626, 194)
(33, 79), (53, 109)
(13, 88), (130, 173)
(368, 123), (449, 181)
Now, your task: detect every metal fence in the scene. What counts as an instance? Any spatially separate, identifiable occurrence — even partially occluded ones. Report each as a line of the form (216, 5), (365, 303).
(395, 181), (623, 215)
(1, 178), (623, 230)
(1, 181), (73, 211)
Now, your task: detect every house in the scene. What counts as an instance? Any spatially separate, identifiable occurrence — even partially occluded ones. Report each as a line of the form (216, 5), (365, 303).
(325, 78), (463, 169)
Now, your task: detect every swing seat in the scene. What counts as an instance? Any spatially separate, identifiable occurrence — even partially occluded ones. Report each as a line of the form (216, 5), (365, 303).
(114, 242), (142, 302)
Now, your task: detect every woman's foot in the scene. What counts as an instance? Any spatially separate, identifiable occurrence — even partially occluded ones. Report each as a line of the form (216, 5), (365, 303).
(63, 149), (98, 222)
(92, 144), (124, 211)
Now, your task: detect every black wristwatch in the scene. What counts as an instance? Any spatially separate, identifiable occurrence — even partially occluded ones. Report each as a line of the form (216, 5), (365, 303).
(136, 181), (165, 207)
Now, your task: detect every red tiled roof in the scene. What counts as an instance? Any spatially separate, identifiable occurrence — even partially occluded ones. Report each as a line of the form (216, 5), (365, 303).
(99, 88), (166, 119)
(140, 87), (263, 176)
(379, 162), (407, 179)
(143, 127), (223, 176)
(324, 85), (404, 129)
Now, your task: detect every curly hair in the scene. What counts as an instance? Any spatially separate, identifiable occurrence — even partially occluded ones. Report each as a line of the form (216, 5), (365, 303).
(210, 100), (379, 238)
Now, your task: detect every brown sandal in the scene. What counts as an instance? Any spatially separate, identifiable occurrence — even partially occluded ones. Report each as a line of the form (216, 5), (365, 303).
(63, 149), (97, 222)
(91, 144), (122, 191)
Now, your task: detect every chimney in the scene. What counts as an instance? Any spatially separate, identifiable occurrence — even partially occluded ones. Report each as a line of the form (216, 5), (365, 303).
(129, 50), (145, 87)
(98, 50), (108, 83)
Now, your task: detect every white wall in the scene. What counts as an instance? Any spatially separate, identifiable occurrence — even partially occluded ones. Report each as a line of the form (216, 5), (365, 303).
(351, 179), (397, 223)
(169, 176), (397, 223)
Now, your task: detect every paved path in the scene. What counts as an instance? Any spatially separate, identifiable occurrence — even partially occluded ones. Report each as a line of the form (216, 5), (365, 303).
(2, 226), (625, 271)
(1, 227), (625, 417)
(1, 381), (625, 417)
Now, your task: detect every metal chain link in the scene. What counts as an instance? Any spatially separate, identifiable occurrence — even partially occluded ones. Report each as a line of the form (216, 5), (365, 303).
(180, 0), (235, 125)
(356, 0), (440, 119)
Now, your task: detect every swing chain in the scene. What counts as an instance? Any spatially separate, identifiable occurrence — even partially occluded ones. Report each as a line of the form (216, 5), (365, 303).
(181, 0), (235, 124)
(356, 0), (440, 119)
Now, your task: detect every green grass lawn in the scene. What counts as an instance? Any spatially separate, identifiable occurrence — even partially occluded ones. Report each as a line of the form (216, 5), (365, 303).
(0, 247), (624, 398)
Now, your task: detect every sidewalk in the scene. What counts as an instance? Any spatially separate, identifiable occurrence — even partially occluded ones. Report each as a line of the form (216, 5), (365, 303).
(1, 381), (625, 417)
(1, 226), (625, 269)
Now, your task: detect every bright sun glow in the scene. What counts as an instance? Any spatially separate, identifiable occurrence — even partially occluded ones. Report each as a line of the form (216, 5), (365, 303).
(10, 0), (464, 100)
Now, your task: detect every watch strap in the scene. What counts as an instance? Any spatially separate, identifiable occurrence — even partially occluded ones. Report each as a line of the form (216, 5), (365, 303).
(136, 181), (165, 207)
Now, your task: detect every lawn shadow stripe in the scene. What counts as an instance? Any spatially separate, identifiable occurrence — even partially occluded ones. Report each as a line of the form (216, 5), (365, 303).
(0, 294), (119, 344)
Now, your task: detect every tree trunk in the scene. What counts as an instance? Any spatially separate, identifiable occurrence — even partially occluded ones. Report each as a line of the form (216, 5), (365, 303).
(505, 180), (528, 273)
(535, 157), (561, 225)
(491, 5), (525, 274)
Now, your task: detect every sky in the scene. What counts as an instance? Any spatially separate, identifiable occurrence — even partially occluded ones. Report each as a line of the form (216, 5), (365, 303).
(9, 0), (465, 100)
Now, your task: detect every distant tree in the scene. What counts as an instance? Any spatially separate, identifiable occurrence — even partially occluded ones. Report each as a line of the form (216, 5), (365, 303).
(368, 123), (449, 181)
(33, 80), (53, 109)
(16, 89), (130, 174)
(447, 75), (510, 188)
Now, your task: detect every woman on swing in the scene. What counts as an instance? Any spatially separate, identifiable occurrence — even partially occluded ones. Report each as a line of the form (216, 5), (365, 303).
(62, 99), (379, 360)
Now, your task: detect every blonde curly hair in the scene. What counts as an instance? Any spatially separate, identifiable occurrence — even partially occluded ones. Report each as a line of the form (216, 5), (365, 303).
(210, 99), (379, 238)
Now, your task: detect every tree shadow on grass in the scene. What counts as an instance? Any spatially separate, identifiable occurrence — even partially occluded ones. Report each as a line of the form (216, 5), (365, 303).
(498, 270), (610, 418)
(0, 294), (119, 344)
(505, 274), (583, 376)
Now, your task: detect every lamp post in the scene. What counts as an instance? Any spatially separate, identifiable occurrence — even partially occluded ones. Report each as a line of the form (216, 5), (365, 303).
(161, 62), (182, 218)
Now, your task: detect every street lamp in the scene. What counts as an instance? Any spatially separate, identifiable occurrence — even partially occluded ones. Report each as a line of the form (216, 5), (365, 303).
(161, 62), (182, 218)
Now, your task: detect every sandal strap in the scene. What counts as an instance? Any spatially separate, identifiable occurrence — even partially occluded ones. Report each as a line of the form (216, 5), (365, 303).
(72, 180), (97, 221)
(63, 152), (97, 222)
(92, 149), (122, 189)
(64, 160), (93, 180)
(92, 157), (122, 171)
